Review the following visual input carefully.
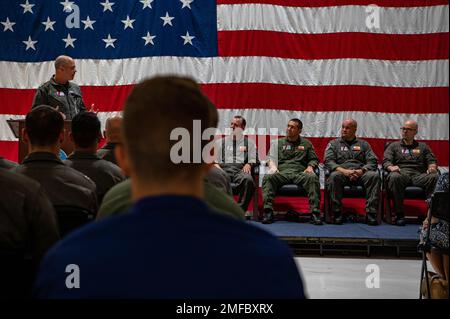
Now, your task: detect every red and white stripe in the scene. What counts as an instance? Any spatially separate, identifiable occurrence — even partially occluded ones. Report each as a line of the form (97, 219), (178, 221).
(0, 1), (448, 167)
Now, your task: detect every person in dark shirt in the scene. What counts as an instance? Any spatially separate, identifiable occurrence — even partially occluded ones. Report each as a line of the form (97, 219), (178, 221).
(324, 119), (380, 225)
(97, 116), (122, 165)
(13, 106), (98, 215)
(0, 168), (59, 298)
(383, 120), (438, 226)
(65, 112), (125, 204)
(420, 172), (449, 286)
(34, 76), (305, 299)
(31, 55), (86, 120)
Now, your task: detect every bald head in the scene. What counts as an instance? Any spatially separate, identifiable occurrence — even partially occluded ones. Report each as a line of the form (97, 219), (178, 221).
(104, 116), (123, 143)
(55, 55), (74, 69)
(401, 120), (418, 143)
(54, 55), (76, 84)
(341, 118), (357, 141)
(404, 120), (418, 131)
(343, 119), (357, 129)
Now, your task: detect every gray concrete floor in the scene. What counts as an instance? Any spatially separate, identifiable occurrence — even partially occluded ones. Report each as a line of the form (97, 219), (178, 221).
(295, 257), (428, 299)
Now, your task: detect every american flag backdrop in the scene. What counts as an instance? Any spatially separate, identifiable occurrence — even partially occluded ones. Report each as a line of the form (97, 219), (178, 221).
(0, 0), (448, 167)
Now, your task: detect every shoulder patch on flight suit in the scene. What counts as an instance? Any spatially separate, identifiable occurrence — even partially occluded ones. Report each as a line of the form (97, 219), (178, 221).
(340, 146), (349, 152)
(412, 148), (421, 155)
(298, 145), (305, 151)
(352, 145), (361, 151)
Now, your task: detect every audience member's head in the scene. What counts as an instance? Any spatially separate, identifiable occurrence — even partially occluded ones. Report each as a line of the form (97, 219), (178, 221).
(118, 76), (212, 196)
(24, 105), (64, 153)
(104, 116), (123, 144)
(54, 55), (76, 84)
(70, 112), (102, 151)
(341, 118), (357, 141)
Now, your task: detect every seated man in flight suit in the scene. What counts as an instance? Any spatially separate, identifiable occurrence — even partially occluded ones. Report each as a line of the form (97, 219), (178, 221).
(262, 119), (322, 225)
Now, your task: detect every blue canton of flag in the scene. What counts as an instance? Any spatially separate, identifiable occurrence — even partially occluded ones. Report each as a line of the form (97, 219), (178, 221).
(0, 0), (218, 62)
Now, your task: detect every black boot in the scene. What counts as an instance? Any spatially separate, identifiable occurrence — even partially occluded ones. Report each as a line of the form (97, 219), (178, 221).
(333, 210), (343, 225)
(262, 209), (274, 224)
(367, 212), (378, 226)
(396, 213), (406, 226)
(311, 211), (323, 225)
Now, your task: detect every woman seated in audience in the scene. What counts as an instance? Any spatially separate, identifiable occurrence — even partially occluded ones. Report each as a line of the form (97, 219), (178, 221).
(420, 172), (449, 296)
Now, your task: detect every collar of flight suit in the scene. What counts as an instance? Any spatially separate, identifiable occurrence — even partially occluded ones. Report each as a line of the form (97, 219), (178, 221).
(339, 137), (359, 146)
(49, 76), (70, 90)
(233, 134), (245, 142)
(22, 151), (64, 165)
(285, 136), (302, 144)
(68, 151), (101, 160)
(400, 139), (419, 148)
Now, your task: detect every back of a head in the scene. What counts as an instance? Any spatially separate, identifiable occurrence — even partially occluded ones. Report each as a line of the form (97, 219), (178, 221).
(123, 76), (211, 182)
(71, 112), (101, 148)
(26, 105), (64, 147)
(105, 116), (123, 143)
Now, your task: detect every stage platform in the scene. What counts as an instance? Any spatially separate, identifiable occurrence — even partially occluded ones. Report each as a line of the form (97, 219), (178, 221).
(249, 221), (421, 258)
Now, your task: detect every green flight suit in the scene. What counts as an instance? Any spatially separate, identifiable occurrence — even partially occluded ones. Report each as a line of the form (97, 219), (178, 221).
(32, 77), (86, 120)
(382, 140), (438, 215)
(262, 137), (320, 213)
(324, 137), (380, 214)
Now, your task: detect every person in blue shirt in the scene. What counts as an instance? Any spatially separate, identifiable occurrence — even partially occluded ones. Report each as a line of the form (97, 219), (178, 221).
(34, 76), (305, 299)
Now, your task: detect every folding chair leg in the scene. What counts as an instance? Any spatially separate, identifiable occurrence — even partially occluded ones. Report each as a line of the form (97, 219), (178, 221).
(419, 253), (426, 299)
(324, 188), (332, 224)
(377, 190), (383, 225)
(419, 251), (431, 299)
(384, 191), (394, 224)
(252, 187), (260, 221)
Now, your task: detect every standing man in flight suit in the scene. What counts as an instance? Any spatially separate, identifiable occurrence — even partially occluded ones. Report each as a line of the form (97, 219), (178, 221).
(31, 55), (86, 120)
(262, 119), (321, 225)
(383, 120), (438, 226)
(217, 115), (258, 218)
(324, 119), (380, 225)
